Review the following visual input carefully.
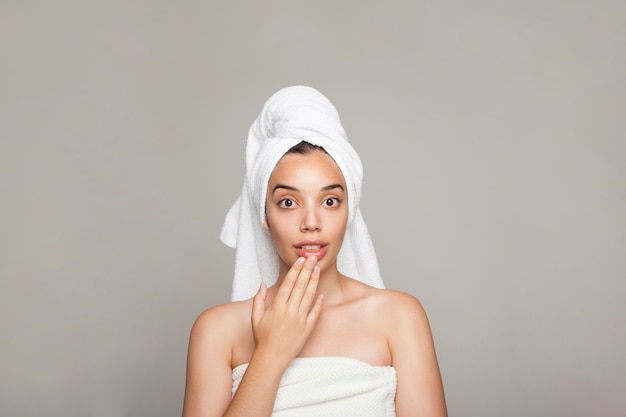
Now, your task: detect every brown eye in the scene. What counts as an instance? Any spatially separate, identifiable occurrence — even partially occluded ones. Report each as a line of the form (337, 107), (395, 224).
(324, 198), (340, 207)
(279, 199), (295, 208)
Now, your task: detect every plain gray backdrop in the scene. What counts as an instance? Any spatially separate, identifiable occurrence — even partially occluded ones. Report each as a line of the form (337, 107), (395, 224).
(1, 1), (625, 416)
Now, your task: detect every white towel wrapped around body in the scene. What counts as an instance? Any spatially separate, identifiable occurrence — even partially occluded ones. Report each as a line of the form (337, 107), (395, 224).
(220, 86), (384, 301)
(232, 357), (397, 417)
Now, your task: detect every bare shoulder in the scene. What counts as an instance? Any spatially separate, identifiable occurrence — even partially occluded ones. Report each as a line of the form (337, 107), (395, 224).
(343, 281), (431, 336)
(190, 299), (252, 343)
(359, 285), (429, 324)
(188, 299), (254, 366)
(364, 288), (434, 352)
(184, 300), (255, 417)
(383, 289), (427, 319)
(342, 282), (447, 416)
(375, 288), (424, 307)
(193, 299), (251, 328)
(375, 289), (447, 416)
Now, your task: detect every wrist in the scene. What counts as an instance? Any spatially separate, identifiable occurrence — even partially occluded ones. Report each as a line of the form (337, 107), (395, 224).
(249, 347), (292, 376)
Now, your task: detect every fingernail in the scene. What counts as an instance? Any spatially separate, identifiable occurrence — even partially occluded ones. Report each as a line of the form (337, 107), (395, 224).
(296, 257), (305, 266)
(306, 255), (317, 265)
(313, 265), (320, 274)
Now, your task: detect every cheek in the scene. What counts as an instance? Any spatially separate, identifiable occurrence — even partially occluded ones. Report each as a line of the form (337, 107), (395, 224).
(265, 211), (294, 240)
(339, 211), (349, 236)
(328, 210), (349, 237)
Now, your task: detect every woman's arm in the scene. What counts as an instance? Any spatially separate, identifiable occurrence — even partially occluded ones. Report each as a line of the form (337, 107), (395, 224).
(182, 256), (323, 417)
(389, 292), (448, 417)
(182, 304), (239, 417)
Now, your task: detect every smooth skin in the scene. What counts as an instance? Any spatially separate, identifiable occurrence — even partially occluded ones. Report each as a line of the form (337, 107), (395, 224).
(182, 150), (447, 417)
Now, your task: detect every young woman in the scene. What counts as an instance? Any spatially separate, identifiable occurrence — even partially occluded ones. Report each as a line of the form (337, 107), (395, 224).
(182, 86), (447, 417)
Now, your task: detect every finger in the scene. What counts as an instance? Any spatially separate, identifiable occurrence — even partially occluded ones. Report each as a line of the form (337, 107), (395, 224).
(274, 257), (305, 304)
(251, 282), (267, 325)
(288, 256), (317, 306)
(306, 294), (324, 328)
(299, 264), (321, 312)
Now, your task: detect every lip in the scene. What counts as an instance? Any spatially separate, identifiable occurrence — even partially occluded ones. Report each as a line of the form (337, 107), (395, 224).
(294, 240), (328, 260)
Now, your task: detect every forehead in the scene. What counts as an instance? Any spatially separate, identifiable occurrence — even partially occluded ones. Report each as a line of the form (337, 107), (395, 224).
(268, 150), (346, 187)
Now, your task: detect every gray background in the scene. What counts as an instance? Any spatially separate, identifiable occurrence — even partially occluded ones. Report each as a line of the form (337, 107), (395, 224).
(1, 1), (625, 416)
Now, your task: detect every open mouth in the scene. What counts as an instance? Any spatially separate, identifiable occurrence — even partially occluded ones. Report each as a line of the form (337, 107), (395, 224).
(295, 242), (328, 259)
(300, 245), (322, 251)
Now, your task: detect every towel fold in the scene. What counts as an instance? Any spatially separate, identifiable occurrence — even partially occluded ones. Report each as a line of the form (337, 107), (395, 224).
(220, 86), (384, 301)
(232, 357), (397, 416)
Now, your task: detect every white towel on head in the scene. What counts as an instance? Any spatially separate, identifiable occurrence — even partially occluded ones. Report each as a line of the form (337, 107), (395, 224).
(220, 86), (384, 301)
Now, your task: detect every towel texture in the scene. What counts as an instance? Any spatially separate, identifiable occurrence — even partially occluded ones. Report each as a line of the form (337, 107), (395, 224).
(232, 357), (397, 416)
(220, 86), (384, 301)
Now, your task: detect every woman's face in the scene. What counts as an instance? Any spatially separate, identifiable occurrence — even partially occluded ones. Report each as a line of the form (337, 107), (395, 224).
(264, 149), (349, 275)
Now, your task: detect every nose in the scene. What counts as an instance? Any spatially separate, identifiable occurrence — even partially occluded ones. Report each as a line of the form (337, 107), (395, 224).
(300, 206), (321, 232)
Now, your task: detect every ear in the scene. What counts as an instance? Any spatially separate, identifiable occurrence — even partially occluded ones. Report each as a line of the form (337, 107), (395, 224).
(263, 216), (270, 231)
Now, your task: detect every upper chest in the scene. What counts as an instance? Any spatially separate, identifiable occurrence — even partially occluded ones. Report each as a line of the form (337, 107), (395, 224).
(231, 296), (393, 367)
(299, 306), (392, 365)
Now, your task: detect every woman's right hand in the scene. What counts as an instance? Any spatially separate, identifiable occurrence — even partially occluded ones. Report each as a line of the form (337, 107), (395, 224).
(250, 256), (324, 368)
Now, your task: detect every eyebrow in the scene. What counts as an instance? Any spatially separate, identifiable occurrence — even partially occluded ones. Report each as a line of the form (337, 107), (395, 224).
(272, 184), (299, 194)
(272, 183), (345, 194)
(321, 184), (345, 192)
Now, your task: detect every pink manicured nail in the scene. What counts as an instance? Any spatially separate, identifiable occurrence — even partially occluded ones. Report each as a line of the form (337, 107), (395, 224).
(306, 255), (317, 265)
(296, 257), (305, 266)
